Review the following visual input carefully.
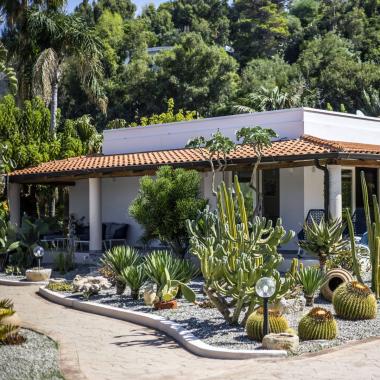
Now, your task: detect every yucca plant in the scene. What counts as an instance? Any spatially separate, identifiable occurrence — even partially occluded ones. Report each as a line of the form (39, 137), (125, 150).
(121, 265), (148, 300)
(0, 299), (18, 343)
(299, 218), (346, 272)
(100, 246), (143, 295)
(297, 267), (326, 306)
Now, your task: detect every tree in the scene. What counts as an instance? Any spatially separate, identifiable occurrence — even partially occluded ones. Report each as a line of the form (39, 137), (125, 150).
(129, 166), (207, 257)
(93, 0), (135, 22)
(235, 127), (278, 215)
(235, 86), (303, 113)
(361, 88), (380, 117)
(30, 11), (107, 133)
(0, 42), (17, 97)
(153, 33), (239, 115)
(231, 0), (290, 64)
(186, 130), (235, 195)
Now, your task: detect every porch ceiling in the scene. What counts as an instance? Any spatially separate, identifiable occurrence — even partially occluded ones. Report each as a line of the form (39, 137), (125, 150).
(8, 135), (380, 184)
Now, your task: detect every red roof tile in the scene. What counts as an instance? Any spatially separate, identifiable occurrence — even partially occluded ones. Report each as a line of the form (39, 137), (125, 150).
(9, 135), (380, 180)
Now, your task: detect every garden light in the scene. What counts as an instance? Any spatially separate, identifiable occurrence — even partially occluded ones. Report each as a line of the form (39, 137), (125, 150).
(33, 245), (45, 270)
(255, 277), (276, 338)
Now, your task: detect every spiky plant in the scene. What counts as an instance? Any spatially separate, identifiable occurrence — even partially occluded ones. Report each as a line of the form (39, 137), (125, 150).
(121, 265), (148, 300)
(0, 299), (19, 343)
(246, 308), (289, 341)
(100, 246), (143, 295)
(297, 267), (326, 306)
(299, 217), (346, 272)
(333, 281), (377, 320)
(298, 307), (337, 340)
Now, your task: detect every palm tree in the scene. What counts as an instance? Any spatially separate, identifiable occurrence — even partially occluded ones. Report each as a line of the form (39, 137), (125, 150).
(30, 11), (107, 133)
(235, 86), (302, 113)
(0, 42), (17, 96)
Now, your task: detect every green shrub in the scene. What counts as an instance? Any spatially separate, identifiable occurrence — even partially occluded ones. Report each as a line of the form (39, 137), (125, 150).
(298, 307), (337, 340)
(246, 309), (289, 341)
(333, 281), (377, 320)
(129, 166), (207, 257)
(53, 251), (75, 274)
(121, 265), (148, 300)
(297, 267), (326, 306)
(46, 282), (74, 292)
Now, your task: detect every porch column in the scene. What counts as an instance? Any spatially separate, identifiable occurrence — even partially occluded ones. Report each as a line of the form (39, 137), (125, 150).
(328, 165), (342, 220)
(8, 182), (20, 226)
(89, 178), (102, 254)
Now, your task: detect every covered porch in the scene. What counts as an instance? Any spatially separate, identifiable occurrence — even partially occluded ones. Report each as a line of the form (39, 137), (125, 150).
(7, 135), (380, 256)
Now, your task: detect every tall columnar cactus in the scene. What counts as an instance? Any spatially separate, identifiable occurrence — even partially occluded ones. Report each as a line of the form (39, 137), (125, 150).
(298, 307), (337, 341)
(246, 308), (289, 341)
(332, 281), (377, 320)
(361, 171), (380, 298)
(187, 175), (295, 325)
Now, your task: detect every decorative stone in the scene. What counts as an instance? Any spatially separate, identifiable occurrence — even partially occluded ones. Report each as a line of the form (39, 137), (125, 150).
(321, 268), (353, 301)
(280, 297), (306, 314)
(262, 333), (299, 351)
(25, 268), (52, 282)
(143, 289), (157, 306)
(72, 275), (111, 295)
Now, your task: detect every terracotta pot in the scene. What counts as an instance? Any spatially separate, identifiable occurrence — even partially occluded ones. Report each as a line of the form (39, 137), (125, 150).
(25, 268), (52, 282)
(153, 299), (178, 310)
(320, 268), (353, 301)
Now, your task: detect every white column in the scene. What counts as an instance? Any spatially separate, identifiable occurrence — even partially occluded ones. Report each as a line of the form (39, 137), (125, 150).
(8, 182), (20, 226)
(89, 178), (102, 253)
(328, 165), (342, 220)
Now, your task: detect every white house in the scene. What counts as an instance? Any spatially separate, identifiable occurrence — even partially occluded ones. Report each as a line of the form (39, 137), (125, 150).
(8, 107), (380, 253)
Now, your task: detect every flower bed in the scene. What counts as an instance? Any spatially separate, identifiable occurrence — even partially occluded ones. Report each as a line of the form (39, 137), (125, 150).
(49, 279), (380, 356)
(0, 328), (63, 380)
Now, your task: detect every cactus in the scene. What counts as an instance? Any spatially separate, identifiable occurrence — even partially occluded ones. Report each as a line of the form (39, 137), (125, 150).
(332, 281), (377, 320)
(298, 307), (337, 340)
(360, 171), (380, 298)
(246, 308), (289, 341)
(187, 175), (295, 325)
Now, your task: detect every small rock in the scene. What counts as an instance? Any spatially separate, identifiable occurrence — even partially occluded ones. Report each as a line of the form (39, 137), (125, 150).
(262, 333), (299, 351)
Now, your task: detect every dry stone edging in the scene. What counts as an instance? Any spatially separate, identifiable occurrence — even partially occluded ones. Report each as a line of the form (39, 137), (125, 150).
(38, 286), (287, 360)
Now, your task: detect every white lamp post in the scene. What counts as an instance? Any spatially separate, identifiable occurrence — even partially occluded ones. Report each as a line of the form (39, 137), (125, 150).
(255, 276), (276, 338)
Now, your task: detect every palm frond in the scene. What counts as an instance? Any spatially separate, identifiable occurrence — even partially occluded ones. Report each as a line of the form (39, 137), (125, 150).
(32, 48), (59, 104)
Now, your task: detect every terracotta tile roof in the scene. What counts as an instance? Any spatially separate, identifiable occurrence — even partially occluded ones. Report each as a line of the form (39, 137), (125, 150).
(9, 135), (380, 180)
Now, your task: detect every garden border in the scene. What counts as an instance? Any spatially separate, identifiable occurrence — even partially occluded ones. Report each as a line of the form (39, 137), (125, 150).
(0, 277), (47, 286)
(38, 286), (287, 360)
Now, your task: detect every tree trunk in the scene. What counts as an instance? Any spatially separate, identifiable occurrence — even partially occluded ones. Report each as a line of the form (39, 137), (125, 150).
(50, 77), (59, 135)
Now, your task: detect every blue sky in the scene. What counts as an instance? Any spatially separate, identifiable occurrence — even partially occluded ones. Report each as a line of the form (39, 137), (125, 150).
(66, 0), (165, 14)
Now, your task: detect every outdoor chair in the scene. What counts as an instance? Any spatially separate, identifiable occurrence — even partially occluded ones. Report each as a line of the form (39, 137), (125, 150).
(297, 209), (325, 257)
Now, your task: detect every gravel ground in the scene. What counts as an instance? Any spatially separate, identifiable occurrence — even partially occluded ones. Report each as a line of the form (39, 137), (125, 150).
(0, 329), (63, 380)
(60, 278), (380, 355)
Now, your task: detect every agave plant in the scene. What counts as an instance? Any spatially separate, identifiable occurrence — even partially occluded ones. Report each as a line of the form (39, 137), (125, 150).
(297, 267), (326, 306)
(299, 218), (346, 272)
(144, 250), (198, 292)
(0, 299), (18, 343)
(121, 265), (148, 300)
(100, 246), (143, 295)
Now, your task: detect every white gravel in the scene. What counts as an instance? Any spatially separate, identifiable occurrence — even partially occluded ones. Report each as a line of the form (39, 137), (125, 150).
(61, 279), (380, 355)
(0, 329), (63, 380)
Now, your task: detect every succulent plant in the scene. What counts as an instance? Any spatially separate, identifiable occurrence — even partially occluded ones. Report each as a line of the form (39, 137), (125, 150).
(100, 246), (143, 295)
(246, 308), (289, 341)
(298, 307), (337, 340)
(297, 267), (326, 306)
(332, 281), (377, 320)
(0, 299), (19, 343)
(121, 265), (148, 300)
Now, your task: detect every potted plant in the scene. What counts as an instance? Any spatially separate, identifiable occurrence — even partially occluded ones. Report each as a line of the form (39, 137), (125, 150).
(297, 266), (326, 306)
(154, 268), (196, 310)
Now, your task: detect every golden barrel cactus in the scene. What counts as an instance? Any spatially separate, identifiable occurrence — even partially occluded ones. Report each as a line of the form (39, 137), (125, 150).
(298, 307), (337, 340)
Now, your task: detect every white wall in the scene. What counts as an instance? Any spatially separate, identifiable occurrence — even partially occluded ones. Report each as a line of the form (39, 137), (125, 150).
(68, 179), (89, 223)
(103, 109), (305, 154)
(304, 166), (324, 216)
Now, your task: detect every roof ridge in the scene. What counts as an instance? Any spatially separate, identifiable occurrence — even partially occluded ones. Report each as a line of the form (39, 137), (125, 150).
(301, 135), (344, 151)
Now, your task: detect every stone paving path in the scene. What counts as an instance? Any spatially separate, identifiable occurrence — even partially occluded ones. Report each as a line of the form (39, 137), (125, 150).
(1, 285), (380, 380)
